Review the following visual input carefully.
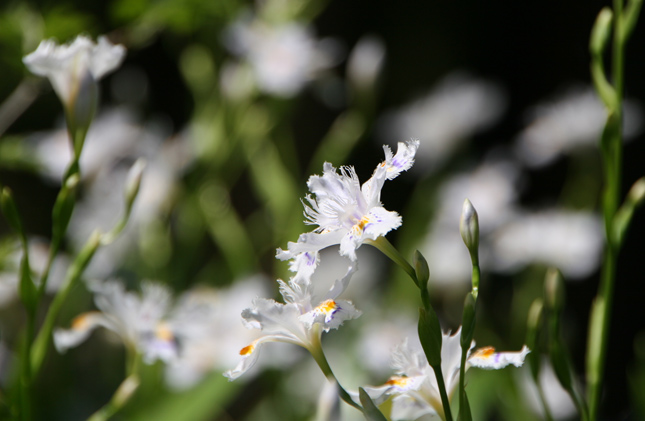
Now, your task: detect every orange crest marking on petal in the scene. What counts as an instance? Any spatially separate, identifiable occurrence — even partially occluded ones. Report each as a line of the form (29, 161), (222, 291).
(317, 299), (338, 315)
(155, 323), (174, 342)
(240, 343), (255, 356)
(385, 376), (410, 387)
(355, 215), (371, 232)
(71, 311), (98, 330)
(472, 346), (496, 359)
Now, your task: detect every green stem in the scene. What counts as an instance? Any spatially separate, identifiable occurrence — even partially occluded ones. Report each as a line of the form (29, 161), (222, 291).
(31, 231), (101, 375)
(309, 327), (362, 412)
(431, 364), (453, 421)
(588, 1), (629, 418)
(366, 237), (418, 286)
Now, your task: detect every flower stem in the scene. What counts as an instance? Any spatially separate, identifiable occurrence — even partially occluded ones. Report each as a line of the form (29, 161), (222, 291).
(431, 364), (453, 421)
(366, 237), (418, 287)
(587, 1), (641, 418)
(309, 328), (362, 412)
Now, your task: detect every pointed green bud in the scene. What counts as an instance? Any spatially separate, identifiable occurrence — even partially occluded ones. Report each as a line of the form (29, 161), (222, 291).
(624, 0), (643, 41)
(461, 293), (476, 349)
(544, 268), (565, 313)
(414, 250), (430, 289)
(586, 297), (605, 386)
(19, 254), (37, 315)
(460, 199), (479, 264)
(614, 177), (645, 247)
(526, 299), (544, 381)
(124, 159), (146, 212)
(1, 187), (24, 235)
(359, 387), (388, 421)
(590, 8), (613, 57)
(52, 174), (80, 247)
(418, 306), (443, 368)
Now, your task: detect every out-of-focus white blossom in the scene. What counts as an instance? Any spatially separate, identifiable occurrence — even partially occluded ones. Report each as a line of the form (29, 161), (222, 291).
(519, 360), (577, 420)
(490, 210), (603, 279)
(0, 238), (68, 307)
(347, 35), (386, 92)
(515, 86), (643, 167)
(41, 110), (193, 278)
(23, 35), (125, 128)
(164, 276), (294, 390)
(420, 161), (520, 288)
(55, 280), (181, 363)
(362, 329), (529, 420)
(277, 140), (418, 281)
(224, 264), (361, 381)
(379, 73), (506, 172)
(31, 107), (160, 183)
(224, 17), (336, 97)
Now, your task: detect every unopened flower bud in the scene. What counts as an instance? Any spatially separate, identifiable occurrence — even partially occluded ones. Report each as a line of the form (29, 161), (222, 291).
(460, 198), (479, 261)
(125, 159), (146, 210)
(1, 187), (23, 235)
(590, 8), (613, 57)
(545, 268), (565, 313)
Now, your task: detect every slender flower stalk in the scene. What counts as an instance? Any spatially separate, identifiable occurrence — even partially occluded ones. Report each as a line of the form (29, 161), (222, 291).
(587, 2), (642, 418)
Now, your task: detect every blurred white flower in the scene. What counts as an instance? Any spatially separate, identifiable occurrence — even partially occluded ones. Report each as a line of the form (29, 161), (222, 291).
(379, 73), (506, 172)
(47, 111), (193, 278)
(420, 160), (521, 288)
(23, 35), (125, 105)
(55, 279), (181, 363)
(224, 17), (335, 97)
(519, 360), (577, 420)
(362, 329), (529, 420)
(0, 238), (68, 307)
(164, 276), (295, 390)
(514, 86), (643, 167)
(31, 107), (160, 183)
(277, 140), (418, 280)
(490, 210), (603, 279)
(357, 312), (418, 377)
(23, 35), (125, 131)
(347, 35), (386, 92)
(224, 264), (361, 381)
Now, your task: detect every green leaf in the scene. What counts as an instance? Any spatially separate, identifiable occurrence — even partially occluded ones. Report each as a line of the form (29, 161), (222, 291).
(413, 250), (430, 289)
(457, 390), (472, 421)
(1, 187), (23, 235)
(418, 306), (442, 367)
(18, 254), (37, 316)
(359, 388), (388, 421)
(51, 175), (79, 247)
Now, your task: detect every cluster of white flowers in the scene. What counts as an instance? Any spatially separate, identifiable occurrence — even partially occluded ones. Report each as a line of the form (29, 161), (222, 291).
(18, 32), (535, 421)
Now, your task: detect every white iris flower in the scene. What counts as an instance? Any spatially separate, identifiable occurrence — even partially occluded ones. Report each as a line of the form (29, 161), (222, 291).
(55, 280), (182, 364)
(277, 140), (419, 280)
(23, 35), (125, 110)
(363, 329), (529, 420)
(224, 265), (361, 381)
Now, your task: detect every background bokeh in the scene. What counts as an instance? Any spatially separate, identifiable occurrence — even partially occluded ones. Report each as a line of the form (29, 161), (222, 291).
(1, 0), (644, 419)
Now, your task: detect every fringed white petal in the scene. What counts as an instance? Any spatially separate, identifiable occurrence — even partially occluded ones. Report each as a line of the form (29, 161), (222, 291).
(53, 311), (111, 353)
(384, 140), (420, 180)
(468, 345), (530, 370)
